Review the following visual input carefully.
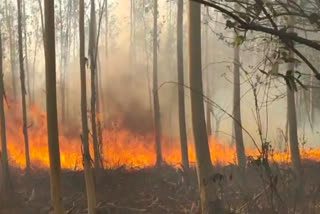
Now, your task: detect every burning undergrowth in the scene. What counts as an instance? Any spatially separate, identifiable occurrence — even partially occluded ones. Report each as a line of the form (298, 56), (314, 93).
(2, 71), (320, 171)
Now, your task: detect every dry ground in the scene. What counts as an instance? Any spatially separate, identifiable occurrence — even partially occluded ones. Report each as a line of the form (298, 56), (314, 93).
(1, 161), (320, 214)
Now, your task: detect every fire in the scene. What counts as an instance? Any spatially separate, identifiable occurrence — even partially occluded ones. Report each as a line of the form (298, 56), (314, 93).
(3, 103), (320, 170)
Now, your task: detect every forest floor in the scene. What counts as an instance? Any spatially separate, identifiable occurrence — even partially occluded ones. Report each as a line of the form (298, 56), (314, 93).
(1, 161), (320, 214)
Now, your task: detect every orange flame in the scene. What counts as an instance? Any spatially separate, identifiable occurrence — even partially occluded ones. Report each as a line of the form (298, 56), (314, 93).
(3, 103), (320, 170)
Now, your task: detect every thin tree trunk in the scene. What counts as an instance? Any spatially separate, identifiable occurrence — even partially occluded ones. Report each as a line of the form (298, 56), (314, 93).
(63, 0), (72, 124)
(177, 0), (189, 169)
(130, 0), (136, 69)
(0, 25), (12, 195)
(17, 0), (31, 174)
(89, 0), (102, 171)
(59, 0), (66, 123)
(188, 1), (223, 213)
(142, 1), (154, 124)
(5, 0), (17, 100)
(204, 8), (212, 138)
(310, 72), (314, 125)
(44, 0), (65, 213)
(153, 0), (163, 167)
(80, 0), (97, 212)
(95, 1), (107, 170)
(96, 54), (103, 168)
(287, 74), (302, 177)
(22, 0), (31, 105)
(233, 42), (246, 169)
(287, 15), (301, 175)
(37, 0), (45, 44)
(31, 36), (39, 105)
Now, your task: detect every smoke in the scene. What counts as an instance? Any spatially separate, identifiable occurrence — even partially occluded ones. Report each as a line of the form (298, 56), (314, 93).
(101, 58), (154, 135)
(2, 0), (319, 156)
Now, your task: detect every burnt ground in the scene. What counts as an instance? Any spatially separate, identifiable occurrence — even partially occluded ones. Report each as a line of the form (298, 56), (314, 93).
(1, 161), (320, 214)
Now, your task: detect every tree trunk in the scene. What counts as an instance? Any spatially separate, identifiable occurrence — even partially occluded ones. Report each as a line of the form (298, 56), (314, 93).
(188, 2), (223, 213)
(63, 0), (72, 124)
(0, 25), (12, 195)
(130, 0), (136, 69)
(59, 0), (66, 123)
(153, 0), (163, 167)
(204, 8), (212, 138)
(17, 0), (31, 174)
(5, 0), (18, 100)
(233, 42), (246, 169)
(80, 1), (97, 213)
(95, 57), (103, 169)
(22, 0), (31, 105)
(89, 0), (102, 171)
(287, 15), (301, 175)
(177, 0), (189, 169)
(287, 76), (301, 172)
(37, 0), (45, 44)
(44, 0), (65, 213)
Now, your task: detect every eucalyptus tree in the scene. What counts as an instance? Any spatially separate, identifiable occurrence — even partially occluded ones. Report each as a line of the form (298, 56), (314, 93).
(0, 23), (12, 195)
(153, 0), (163, 167)
(89, 0), (102, 171)
(203, 7), (212, 138)
(44, 0), (65, 213)
(286, 13), (302, 178)
(80, 0), (97, 212)
(232, 4), (246, 169)
(17, 0), (31, 174)
(22, 0), (31, 104)
(177, 0), (189, 169)
(189, 1), (223, 213)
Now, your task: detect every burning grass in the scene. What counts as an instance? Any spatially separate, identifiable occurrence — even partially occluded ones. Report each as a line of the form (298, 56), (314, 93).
(3, 100), (320, 213)
(3, 98), (320, 171)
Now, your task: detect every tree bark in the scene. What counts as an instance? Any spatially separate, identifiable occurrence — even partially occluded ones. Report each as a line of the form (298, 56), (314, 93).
(37, 0), (45, 44)
(81, 1), (98, 212)
(89, 0), (102, 171)
(22, 0), (31, 105)
(59, 0), (66, 123)
(287, 15), (302, 175)
(233, 42), (246, 169)
(44, 0), (65, 213)
(153, 0), (163, 167)
(177, 0), (189, 169)
(95, 57), (103, 169)
(188, 1), (223, 213)
(130, 0), (136, 69)
(63, 0), (72, 124)
(204, 7), (212, 138)
(0, 25), (12, 195)
(17, 0), (31, 174)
